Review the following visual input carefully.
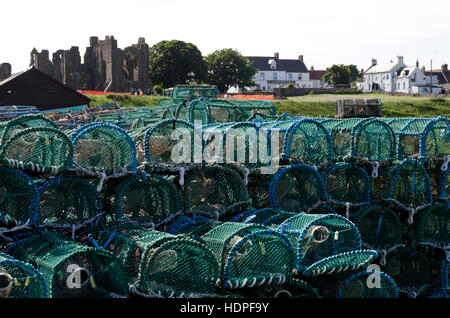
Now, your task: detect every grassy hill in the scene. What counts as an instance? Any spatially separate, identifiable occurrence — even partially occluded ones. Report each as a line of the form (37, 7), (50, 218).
(86, 93), (450, 118)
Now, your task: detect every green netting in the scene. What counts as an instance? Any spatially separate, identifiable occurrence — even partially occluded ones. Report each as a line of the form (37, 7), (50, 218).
(337, 269), (399, 298)
(384, 247), (431, 297)
(392, 117), (449, 160)
(350, 118), (396, 162)
(352, 205), (403, 265)
(38, 176), (103, 234)
(279, 213), (377, 275)
(91, 225), (219, 297)
(187, 98), (276, 125)
(384, 159), (433, 223)
(0, 115), (59, 146)
(0, 252), (49, 298)
(320, 118), (365, 158)
(9, 232), (129, 298)
(70, 123), (137, 174)
(230, 208), (296, 228)
(246, 173), (273, 210)
(0, 167), (40, 228)
(439, 169), (449, 200)
(0, 127), (73, 173)
(170, 85), (219, 104)
(322, 162), (371, 208)
(416, 203), (449, 250)
(112, 172), (181, 228)
(282, 119), (334, 165)
(270, 164), (328, 213)
(199, 222), (295, 289)
(143, 119), (201, 167)
(178, 165), (251, 219)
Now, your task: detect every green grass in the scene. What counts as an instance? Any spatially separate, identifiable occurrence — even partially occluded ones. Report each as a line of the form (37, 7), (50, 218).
(273, 94), (450, 118)
(86, 94), (162, 107)
(86, 93), (450, 118)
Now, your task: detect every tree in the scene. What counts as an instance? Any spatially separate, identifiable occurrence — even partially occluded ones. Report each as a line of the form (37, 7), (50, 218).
(322, 64), (363, 86)
(148, 40), (207, 88)
(205, 49), (257, 93)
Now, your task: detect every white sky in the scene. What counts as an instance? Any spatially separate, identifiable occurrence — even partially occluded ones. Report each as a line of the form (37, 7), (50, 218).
(1, 0), (449, 73)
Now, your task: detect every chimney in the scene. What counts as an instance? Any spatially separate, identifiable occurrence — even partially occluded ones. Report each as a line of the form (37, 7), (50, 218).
(274, 52), (279, 59)
(298, 55), (304, 62)
(416, 60), (419, 67)
(421, 66), (426, 73)
(310, 65), (314, 71)
(397, 56), (404, 64)
(371, 58), (377, 66)
(442, 64), (448, 72)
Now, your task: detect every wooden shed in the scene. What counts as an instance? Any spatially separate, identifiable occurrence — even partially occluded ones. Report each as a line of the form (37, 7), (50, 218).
(0, 66), (90, 110)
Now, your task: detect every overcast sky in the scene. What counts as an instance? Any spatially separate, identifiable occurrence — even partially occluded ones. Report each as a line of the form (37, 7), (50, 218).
(1, 0), (449, 73)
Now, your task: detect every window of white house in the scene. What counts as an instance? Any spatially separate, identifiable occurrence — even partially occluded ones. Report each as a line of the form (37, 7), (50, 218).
(273, 73), (277, 80)
(386, 74), (389, 80)
(298, 74), (302, 80)
(403, 83), (406, 89)
(288, 73), (292, 80)
(261, 73), (265, 80)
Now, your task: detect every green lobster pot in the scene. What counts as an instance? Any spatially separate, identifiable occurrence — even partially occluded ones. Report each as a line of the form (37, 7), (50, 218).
(0, 114), (58, 146)
(352, 205), (404, 265)
(0, 167), (40, 229)
(38, 176), (104, 235)
(279, 213), (378, 276)
(144, 119), (201, 168)
(336, 269), (399, 298)
(270, 164), (328, 213)
(416, 203), (449, 254)
(112, 172), (181, 228)
(178, 165), (251, 219)
(0, 253), (49, 298)
(99, 227), (221, 298)
(384, 247), (432, 298)
(9, 232), (128, 298)
(384, 159), (433, 224)
(198, 222), (296, 289)
(230, 208), (296, 228)
(69, 122), (137, 175)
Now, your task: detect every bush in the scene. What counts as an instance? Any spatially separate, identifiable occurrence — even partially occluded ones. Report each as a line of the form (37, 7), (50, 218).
(286, 82), (295, 88)
(153, 85), (164, 95)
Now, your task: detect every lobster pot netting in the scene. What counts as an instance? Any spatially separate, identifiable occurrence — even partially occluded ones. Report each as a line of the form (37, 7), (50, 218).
(421, 117), (449, 159)
(246, 173), (273, 210)
(199, 222), (295, 289)
(384, 159), (433, 223)
(322, 163), (371, 211)
(113, 173), (181, 228)
(350, 118), (396, 162)
(321, 118), (364, 158)
(270, 164), (328, 213)
(279, 213), (377, 276)
(0, 115), (58, 146)
(337, 270), (399, 298)
(384, 247), (431, 297)
(1, 127), (73, 173)
(38, 177), (103, 234)
(178, 165), (251, 219)
(282, 119), (333, 165)
(230, 208), (296, 229)
(70, 123), (137, 173)
(9, 232), (129, 298)
(352, 205), (403, 264)
(0, 253), (49, 298)
(439, 169), (449, 201)
(0, 167), (40, 228)
(93, 226), (219, 298)
(144, 119), (201, 167)
(416, 203), (449, 250)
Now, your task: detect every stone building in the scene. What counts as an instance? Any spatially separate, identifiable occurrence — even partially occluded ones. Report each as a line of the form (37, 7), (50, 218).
(30, 35), (150, 92)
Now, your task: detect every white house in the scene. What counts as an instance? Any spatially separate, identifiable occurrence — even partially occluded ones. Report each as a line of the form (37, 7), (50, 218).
(362, 56), (406, 92)
(393, 65), (428, 94)
(246, 53), (313, 91)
